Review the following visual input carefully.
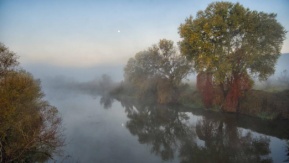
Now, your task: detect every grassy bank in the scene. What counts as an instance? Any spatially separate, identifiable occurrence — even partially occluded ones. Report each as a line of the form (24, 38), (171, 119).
(111, 82), (289, 120)
(180, 88), (289, 120)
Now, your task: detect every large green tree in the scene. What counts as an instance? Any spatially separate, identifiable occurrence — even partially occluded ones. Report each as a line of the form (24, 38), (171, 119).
(179, 2), (286, 112)
(0, 43), (64, 162)
(124, 39), (192, 104)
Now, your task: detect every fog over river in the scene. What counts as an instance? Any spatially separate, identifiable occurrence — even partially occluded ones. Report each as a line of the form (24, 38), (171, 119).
(20, 58), (288, 163)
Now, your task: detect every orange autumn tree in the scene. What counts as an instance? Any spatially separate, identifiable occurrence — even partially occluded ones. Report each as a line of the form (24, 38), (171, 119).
(0, 43), (64, 162)
(179, 2), (286, 112)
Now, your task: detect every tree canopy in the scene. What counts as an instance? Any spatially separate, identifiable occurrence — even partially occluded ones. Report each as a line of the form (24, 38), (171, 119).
(179, 2), (286, 112)
(124, 39), (192, 104)
(0, 43), (18, 76)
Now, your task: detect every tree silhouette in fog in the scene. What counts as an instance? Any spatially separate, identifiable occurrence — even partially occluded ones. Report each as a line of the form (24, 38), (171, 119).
(124, 39), (192, 104)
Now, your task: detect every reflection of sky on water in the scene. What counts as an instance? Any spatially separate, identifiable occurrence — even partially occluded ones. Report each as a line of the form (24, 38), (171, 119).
(238, 128), (288, 163)
(48, 93), (167, 163)
(270, 137), (288, 163)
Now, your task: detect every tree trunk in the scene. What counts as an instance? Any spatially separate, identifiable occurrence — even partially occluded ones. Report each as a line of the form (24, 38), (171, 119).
(222, 73), (253, 112)
(223, 75), (241, 112)
(197, 72), (213, 108)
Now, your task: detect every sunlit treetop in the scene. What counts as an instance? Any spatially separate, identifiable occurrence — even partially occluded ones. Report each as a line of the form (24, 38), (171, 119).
(179, 1), (286, 82)
(0, 43), (18, 76)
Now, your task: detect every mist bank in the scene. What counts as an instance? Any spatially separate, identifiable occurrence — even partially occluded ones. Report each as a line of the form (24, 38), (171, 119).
(43, 74), (119, 99)
(20, 53), (289, 120)
(22, 53), (288, 88)
(22, 63), (124, 82)
(254, 53), (289, 91)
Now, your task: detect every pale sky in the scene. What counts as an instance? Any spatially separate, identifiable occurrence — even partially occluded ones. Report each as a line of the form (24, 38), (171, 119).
(1, 0), (289, 67)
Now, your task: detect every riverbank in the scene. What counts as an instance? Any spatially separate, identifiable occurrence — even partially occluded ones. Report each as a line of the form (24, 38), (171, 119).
(110, 81), (289, 121)
(180, 88), (289, 120)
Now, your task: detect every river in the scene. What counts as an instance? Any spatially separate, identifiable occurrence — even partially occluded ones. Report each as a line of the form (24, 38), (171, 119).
(43, 87), (289, 163)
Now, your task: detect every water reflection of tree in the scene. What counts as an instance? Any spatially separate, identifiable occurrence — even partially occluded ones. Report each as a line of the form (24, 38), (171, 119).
(126, 104), (191, 161)
(99, 93), (114, 109)
(120, 101), (272, 163)
(285, 141), (289, 162)
(187, 117), (272, 163)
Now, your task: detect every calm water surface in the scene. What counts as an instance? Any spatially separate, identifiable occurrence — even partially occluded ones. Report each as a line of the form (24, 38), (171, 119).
(45, 89), (289, 163)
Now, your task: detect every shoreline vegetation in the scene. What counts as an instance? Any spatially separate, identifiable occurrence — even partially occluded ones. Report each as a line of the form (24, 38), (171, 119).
(110, 81), (289, 121)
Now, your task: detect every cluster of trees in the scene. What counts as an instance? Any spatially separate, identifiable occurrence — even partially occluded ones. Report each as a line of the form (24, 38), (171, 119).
(123, 2), (286, 113)
(0, 43), (63, 162)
